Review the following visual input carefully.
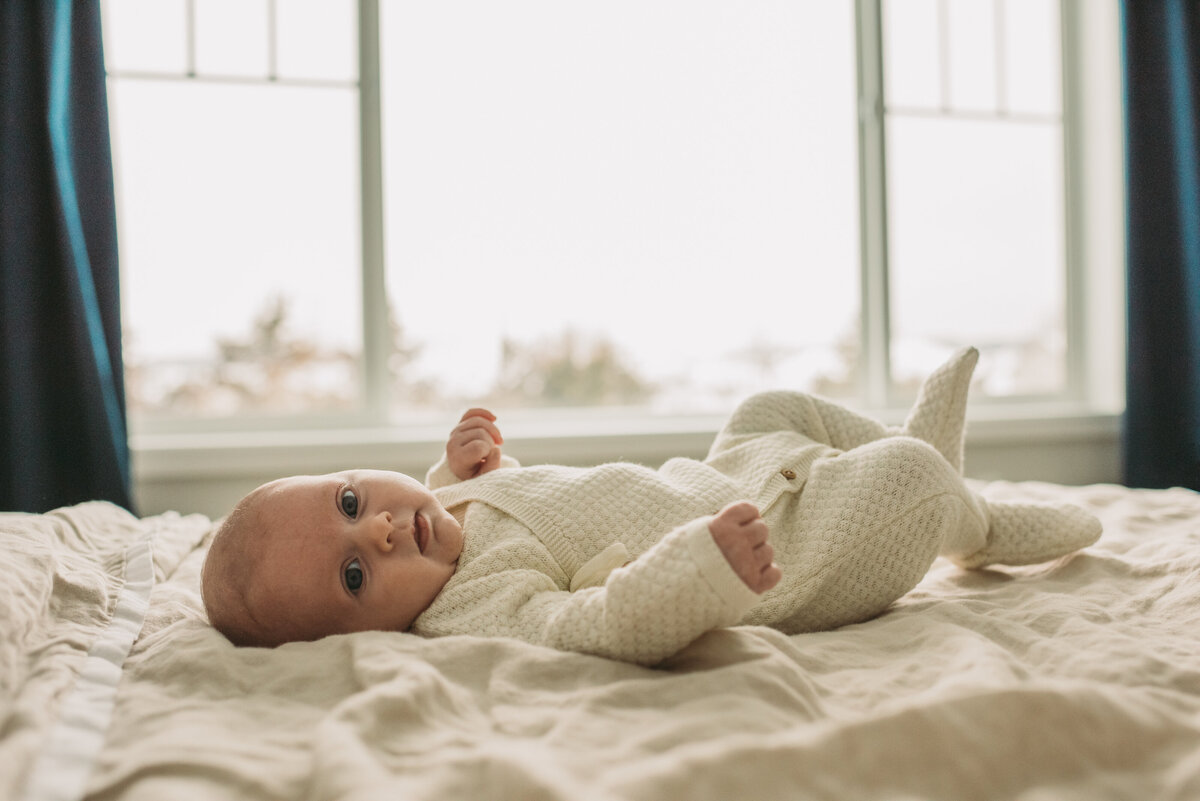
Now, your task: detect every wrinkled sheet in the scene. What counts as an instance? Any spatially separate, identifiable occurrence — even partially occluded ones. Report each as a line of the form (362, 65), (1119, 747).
(2, 481), (1199, 800)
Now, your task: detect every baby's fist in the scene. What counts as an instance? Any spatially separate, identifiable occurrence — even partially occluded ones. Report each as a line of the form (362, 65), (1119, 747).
(709, 501), (781, 594)
(447, 408), (504, 480)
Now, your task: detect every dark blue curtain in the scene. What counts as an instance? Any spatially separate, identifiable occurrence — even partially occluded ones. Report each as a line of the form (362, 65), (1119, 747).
(1, 1), (133, 513)
(1121, 0), (1200, 491)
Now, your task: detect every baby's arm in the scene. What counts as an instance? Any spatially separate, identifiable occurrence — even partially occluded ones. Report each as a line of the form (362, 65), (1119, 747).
(414, 512), (769, 666)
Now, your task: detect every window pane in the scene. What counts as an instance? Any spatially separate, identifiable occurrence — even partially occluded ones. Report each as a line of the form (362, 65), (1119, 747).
(380, 0), (860, 417)
(1003, 0), (1061, 116)
(109, 81), (362, 418)
(194, 0), (270, 78)
(277, 0), (358, 82)
(102, 0), (188, 74)
(947, 0), (998, 112)
(885, 116), (1065, 396)
(882, 0), (941, 110)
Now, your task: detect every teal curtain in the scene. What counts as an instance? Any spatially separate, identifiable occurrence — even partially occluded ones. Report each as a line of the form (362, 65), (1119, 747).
(1121, 0), (1200, 490)
(1, 1), (133, 512)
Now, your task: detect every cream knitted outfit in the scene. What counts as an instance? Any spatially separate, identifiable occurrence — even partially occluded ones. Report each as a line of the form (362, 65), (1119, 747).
(412, 348), (1101, 665)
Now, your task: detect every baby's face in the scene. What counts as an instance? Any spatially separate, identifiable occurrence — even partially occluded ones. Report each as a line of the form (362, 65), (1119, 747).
(242, 469), (464, 644)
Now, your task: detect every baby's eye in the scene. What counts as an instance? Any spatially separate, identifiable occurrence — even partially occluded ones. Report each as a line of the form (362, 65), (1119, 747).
(340, 488), (359, 519)
(344, 559), (364, 593)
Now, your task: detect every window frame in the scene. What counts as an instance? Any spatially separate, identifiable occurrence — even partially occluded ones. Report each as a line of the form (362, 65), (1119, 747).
(122, 0), (1126, 504)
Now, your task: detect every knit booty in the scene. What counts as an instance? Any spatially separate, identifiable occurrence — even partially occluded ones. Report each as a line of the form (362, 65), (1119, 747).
(950, 498), (1102, 569)
(901, 346), (979, 474)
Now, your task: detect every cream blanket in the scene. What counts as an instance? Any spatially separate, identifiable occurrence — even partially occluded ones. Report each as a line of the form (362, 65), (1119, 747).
(3, 480), (1199, 800)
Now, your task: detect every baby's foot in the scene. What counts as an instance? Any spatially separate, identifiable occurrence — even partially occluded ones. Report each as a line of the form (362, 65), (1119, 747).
(950, 499), (1102, 569)
(902, 346), (979, 474)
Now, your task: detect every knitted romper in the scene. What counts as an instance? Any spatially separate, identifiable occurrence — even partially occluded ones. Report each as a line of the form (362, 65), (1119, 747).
(412, 350), (1100, 666)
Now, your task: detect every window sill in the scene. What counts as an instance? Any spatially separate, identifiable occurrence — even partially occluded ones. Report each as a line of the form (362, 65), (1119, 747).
(131, 404), (1122, 491)
(132, 407), (1123, 518)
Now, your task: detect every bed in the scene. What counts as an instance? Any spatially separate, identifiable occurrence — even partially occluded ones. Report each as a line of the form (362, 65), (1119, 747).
(3, 478), (1199, 800)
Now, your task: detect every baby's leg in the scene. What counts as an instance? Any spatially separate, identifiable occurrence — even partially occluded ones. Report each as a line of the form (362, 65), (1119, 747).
(707, 390), (898, 458)
(900, 346), (978, 473)
(708, 346), (978, 471)
(948, 496), (1102, 569)
(749, 436), (988, 633)
(750, 432), (1101, 633)
(807, 344), (977, 464)
(899, 345), (1101, 563)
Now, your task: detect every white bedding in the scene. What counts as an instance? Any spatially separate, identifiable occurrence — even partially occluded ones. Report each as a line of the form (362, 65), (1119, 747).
(2, 480), (1199, 800)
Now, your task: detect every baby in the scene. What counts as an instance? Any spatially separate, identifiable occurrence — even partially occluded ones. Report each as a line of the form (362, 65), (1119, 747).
(201, 347), (1102, 665)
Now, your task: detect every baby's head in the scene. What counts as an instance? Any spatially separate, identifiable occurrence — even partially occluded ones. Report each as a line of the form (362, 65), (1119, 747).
(201, 469), (464, 647)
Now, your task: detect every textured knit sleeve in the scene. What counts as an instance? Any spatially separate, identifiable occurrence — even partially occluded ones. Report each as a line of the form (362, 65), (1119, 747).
(425, 452), (522, 490)
(416, 517), (761, 666)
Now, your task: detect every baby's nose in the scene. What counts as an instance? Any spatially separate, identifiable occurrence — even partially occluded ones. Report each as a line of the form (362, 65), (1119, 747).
(368, 511), (396, 551)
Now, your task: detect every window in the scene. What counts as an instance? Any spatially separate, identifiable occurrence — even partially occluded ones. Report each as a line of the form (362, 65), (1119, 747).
(105, 0), (362, 422)
(378, 0), (861, 422)
(883, 0), (1066, 398)
(103, 0), (1122, 440)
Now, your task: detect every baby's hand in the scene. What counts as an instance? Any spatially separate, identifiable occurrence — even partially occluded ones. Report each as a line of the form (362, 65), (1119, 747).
(447, 408), (504, 480)
(709, 501), (781, 594)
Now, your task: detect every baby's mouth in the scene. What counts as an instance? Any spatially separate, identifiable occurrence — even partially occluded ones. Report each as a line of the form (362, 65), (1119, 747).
(413, 513), (429, 554)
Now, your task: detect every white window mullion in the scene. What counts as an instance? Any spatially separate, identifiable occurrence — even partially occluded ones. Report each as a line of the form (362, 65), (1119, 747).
(1059, 0), (1085, 404)
(855, 0), (892, 409)
(1061, 0), (1125, 412)
(184, 0), (197, 76)
(358, 0), (389, 423)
